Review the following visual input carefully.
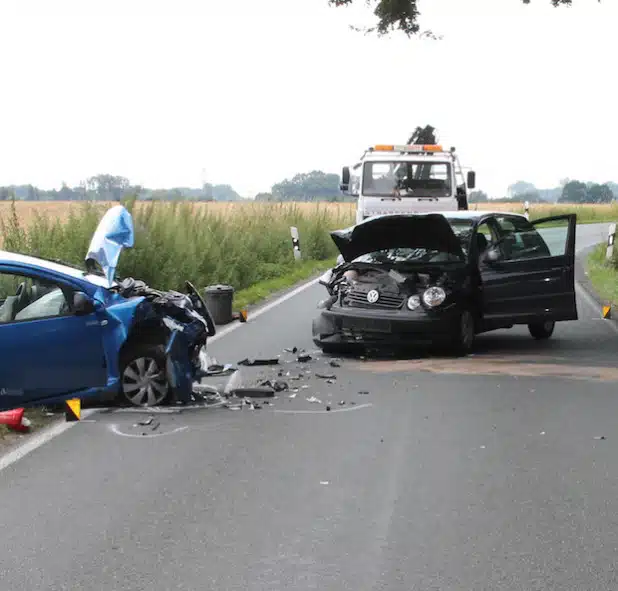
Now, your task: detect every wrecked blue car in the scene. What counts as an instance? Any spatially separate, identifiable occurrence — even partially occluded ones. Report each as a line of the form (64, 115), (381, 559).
(0, 205), (216, 411)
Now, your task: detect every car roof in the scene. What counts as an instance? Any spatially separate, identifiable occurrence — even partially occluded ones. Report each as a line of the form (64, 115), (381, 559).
(0, 250), (111, 288)
(438, 210), (527, 220)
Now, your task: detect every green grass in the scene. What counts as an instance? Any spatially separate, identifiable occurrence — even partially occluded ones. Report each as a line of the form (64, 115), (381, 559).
(587, 243), (618, 305)
(232, 258), (335, 311)
(0, 199), (354, 296)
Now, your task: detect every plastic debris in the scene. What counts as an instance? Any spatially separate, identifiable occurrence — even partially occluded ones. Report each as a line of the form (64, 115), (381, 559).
(306, 396), (322, 404)
(594, 436), (606, 440)
(137, 417), (154, 426)
(358, 390), (370, 395)
(329, 359), (341, 368)
(238, 357), (280, 366)
(326, 405), (331, 411)
(320, 481), (329, 485)
(297, 354), (312, 363)
(232, 387), (275, 398)
(288, 393), (297, 399)
(316, 373), (336, 380)
(284, 347), (299, 354)
(338, 401), (346, 406)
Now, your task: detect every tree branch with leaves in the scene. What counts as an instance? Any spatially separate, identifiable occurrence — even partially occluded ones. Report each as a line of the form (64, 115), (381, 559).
(329, 0), (599, 36)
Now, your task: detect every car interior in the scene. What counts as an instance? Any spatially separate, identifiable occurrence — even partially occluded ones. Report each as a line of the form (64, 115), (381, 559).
(0, 279), (69, 323)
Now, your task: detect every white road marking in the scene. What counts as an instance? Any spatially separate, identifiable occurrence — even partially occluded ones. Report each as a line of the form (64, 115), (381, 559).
(108, 424), (189, 438)
(0, 409), (97, 473)
(274, 403), (373, 414)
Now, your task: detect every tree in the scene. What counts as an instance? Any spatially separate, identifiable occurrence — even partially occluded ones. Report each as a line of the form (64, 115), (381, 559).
(468, 190), (488, 203)
(271, 170), (341, 201)
(558, 180), (588, 203)
(587, 183), (614, 204)
(86, 174), (130, 201)
(507, 181), (537, 199)
(329, 0), (598, 36)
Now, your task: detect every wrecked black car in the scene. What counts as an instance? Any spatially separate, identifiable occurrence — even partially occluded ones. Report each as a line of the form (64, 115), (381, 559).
(312, 211), (578, 354)
(0, 205), (216, 411)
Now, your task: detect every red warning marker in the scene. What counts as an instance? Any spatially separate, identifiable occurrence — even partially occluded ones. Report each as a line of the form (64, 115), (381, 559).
(0, 408), (31, 432)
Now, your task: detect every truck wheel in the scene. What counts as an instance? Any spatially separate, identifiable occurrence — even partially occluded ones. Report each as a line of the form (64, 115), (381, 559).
(118, 343), (171, 406)
(528, 320), (555, 340)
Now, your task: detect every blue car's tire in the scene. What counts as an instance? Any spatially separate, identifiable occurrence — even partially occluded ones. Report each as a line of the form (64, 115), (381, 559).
(118, 343), (171, 407)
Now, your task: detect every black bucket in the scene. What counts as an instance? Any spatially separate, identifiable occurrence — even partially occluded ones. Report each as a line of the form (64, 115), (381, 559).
(203, 284), (235, 325)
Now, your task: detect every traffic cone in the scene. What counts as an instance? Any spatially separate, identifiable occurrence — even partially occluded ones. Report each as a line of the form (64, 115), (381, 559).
(0, 408), (31, 432)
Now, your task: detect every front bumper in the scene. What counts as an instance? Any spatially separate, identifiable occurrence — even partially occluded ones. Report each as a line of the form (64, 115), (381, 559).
(312, 303), (462, 347)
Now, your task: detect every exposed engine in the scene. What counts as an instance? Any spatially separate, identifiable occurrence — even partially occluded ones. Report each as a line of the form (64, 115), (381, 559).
(326, 264), (452, 311)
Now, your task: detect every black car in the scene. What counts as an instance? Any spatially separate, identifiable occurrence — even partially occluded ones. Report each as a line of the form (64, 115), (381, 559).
(312, 211), (578, 355)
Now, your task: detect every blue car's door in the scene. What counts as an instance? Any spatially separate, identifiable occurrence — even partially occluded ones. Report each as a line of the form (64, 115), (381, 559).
(0, 271), (108, 410)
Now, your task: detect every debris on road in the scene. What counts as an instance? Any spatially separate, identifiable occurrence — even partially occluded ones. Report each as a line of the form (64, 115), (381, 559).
(338, 401), (346, 406)
(137, 417), (154, 426)
(316, 373), (337, 380)
(306, 396), (322, 404)
(326, 405), (331, 411)
(284, 347), (299, 354)
(320, 481), (329, 485)
(329, 359), (342, 368)
(231, 387), (276, 398)
(594, 436), (607, 440)
(358, 390), (370, 396)
(297, 354), (313, 363)
(238, 357), (280, 367)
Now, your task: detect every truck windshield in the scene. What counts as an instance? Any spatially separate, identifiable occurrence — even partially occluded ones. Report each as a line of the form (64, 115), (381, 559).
(362, 161), (452, 197)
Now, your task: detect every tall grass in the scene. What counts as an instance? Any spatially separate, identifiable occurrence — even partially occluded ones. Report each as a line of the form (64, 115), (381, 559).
(0, 199), (355, 292)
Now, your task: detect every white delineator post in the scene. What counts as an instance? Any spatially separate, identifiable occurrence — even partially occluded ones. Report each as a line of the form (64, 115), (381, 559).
(524, 200), (530, 220)
(606, 223), (616, 261)
(290, 226), (301, 261)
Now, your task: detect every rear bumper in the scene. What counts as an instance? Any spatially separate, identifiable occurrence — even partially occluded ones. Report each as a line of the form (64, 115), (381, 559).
(312, 304), (462, 347)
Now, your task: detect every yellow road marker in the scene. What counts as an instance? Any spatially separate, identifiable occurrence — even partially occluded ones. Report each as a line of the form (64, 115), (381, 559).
(603, 305), (612, 319)
(65, 399), (81, 422)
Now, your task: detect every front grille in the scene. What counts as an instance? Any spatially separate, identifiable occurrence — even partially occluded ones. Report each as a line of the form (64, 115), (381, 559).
(346, 287), (404, 310)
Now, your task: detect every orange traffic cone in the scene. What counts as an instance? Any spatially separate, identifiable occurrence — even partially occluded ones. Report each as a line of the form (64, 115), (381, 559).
(0, 408), (31, 432)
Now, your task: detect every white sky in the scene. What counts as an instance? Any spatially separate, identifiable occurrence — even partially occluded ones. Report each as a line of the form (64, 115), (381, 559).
(0, 0), (615, 198)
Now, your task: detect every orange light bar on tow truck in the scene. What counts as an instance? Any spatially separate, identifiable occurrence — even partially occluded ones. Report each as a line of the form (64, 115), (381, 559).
(372, 144), (444, 152)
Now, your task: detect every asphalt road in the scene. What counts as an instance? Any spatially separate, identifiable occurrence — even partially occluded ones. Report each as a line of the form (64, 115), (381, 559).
(1, 222), (617, 590)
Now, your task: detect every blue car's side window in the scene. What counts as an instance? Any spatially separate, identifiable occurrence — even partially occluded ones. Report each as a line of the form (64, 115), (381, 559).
(0, 272), (73, 324)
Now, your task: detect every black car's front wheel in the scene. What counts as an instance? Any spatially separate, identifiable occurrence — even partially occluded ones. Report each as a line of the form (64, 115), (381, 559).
(450, 308), (475, 355)
(528, 320), (555, 340)
(118, 343), (171, 407)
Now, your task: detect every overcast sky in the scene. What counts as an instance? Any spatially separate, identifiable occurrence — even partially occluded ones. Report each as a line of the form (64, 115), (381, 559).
(0, 0), (614, 198)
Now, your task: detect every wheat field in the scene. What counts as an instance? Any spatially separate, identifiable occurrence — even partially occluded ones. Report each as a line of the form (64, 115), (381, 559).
(2, 200), (617, 228)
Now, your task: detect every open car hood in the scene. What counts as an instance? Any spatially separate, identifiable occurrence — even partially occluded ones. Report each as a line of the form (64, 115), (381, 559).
(330, 213), (464, 262)
(85, 205), (135, 287)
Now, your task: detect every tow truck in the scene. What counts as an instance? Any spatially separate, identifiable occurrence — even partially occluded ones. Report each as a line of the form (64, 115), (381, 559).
(339, 143), (476, 224)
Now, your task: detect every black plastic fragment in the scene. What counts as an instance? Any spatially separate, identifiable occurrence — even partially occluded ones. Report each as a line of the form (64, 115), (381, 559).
(284, 347), (299, 354)
(297, 354), (312, 363)
(232, 387), (275, 398)
(358, 390), (370, 395)
(238, 358), (280, 366)
(138, 417), (154, 426)
(316, 373), (336, 380)
(329, 360), (341, 368)
(326, 405), (331, 411)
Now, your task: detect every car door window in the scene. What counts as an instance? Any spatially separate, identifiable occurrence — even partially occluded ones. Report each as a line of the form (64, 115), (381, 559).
(493, 216), (552, 261)
(0, 273), (73, 324)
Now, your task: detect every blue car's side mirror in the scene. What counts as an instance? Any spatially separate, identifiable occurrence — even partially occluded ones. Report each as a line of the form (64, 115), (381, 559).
(73, 291), (96, 316)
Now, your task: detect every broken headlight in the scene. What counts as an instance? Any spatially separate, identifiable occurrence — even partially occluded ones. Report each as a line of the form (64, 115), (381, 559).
(422, 286), (446, 308)
(406, 295), (421, 311)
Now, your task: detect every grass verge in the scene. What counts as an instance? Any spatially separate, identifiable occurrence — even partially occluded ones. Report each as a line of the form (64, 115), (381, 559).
(586, 243), (618, 306)
(232, 258), (334, 311)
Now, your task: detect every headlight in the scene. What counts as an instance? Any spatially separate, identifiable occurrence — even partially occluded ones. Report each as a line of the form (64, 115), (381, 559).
(422, 286), (446, 307)
(407, 295), (421, 310)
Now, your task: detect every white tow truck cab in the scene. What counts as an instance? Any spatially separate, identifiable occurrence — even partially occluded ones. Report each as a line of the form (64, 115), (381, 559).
(339, 143), (476, 224)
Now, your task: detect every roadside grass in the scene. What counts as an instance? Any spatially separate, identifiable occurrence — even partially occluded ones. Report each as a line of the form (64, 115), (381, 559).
(0, 199), (354, 296)
(586, 243), (618, 306)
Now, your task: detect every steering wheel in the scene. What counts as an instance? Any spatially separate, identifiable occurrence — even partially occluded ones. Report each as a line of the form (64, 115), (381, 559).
(185, 281), (216, 337)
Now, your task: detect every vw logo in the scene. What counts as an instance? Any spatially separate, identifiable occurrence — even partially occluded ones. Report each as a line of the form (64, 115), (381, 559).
(366, 289), (380, 303)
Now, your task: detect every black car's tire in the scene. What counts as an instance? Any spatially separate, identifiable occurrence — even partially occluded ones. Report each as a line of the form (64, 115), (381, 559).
(450, 308), (475, 355)
(118, 343), (171, 407)
(528, 320), (555, 340)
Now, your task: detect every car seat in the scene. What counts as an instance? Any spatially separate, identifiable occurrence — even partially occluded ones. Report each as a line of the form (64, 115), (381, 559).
(476, 232), (488, 255)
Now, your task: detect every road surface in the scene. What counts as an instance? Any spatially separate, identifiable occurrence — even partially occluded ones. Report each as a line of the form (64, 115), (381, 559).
(0, 222), (617, 590)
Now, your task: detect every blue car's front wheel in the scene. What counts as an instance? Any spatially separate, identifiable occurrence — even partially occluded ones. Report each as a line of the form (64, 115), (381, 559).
(119, 343), (171, 407)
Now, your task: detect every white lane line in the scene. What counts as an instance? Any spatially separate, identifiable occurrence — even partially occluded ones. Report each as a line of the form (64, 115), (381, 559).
(0, 276), (321, 470)
(274, 403), (373, 414)
(0, 409), (97, 473)
(108, 424), (189, 438)
(208, 277), (320, 343)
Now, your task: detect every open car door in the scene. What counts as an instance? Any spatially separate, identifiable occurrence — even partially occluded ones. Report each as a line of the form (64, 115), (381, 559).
(480, 213), (577, 324)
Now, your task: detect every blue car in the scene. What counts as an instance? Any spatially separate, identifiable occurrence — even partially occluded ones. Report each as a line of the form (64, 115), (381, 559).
(0, 205), (216, 411)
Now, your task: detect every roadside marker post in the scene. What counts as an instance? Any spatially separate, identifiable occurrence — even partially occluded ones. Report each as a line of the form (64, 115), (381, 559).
(65, 399), (81, 422)
(603, 305), (612, 320)
(524, 201), (530, 220)
(606, 223), (616, 262)
(290, 226), (301, 261)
